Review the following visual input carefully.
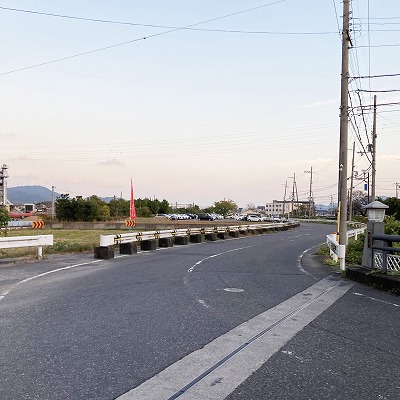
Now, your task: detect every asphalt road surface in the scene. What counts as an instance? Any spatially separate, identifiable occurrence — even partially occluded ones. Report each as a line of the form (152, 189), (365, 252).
(0, 223), (399, 399)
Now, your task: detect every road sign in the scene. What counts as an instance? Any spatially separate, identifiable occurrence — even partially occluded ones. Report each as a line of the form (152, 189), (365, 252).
(32, 221), (44, 229)
(125, 220), (136, 227)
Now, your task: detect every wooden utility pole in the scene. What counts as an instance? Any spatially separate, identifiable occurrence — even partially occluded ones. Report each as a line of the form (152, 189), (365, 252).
(51, 186), (56, 219)
(283, 181), (288, 218)
(338, 0), (351, 271)
(349, 142), (355, 220)
(305, 167), (313, 219)
(371, 95), (377, 200)
(338, 0), (351, 270)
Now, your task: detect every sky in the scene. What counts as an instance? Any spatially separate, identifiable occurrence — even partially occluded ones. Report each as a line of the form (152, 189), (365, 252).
(1, 0), (400, 208)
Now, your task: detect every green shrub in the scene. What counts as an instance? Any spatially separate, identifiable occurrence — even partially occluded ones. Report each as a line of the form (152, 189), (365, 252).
(346, 234), (364, 264)
(385, 216), (400, 235)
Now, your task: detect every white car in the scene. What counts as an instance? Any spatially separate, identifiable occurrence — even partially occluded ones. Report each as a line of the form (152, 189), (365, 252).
(246, 214), (262, 222)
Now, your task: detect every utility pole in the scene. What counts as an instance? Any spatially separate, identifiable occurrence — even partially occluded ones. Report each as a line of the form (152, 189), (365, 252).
(338, 0), (351, 270)
(349, 142), (355, 220)
(395, 182), (399, 199)
(304, 167), (313, 219)
(283, 181), (288, 218)
(51, 186), (56, 219)
(371, 95), (377, 200)
(291, 173), (298, 217)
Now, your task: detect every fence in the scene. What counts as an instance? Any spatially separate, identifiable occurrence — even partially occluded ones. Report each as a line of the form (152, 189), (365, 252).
(326, 225), (366, 270)
(0, 235), (54, 259)
(96, 222), (299, 259)
(371, 234), (400, 272)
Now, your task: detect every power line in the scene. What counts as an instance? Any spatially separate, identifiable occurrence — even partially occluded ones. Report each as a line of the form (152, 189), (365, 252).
(356, 43), (400, 48)
(355, 89), (400, 93)
(3, 0), (340, 77)
(351, 73), (400, 79)
(0, 5), (337, 36)
(358, 17), (400, 20)
(353, 102), (400, 109)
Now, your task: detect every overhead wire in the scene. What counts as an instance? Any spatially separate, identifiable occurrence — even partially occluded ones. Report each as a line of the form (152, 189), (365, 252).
(0, 0), (341, 77)
(0, 5), (337, 35)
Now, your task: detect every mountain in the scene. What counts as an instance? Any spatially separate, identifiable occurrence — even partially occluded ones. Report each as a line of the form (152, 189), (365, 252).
(7, 186), (115, 205)
(7, 186), (59, 205)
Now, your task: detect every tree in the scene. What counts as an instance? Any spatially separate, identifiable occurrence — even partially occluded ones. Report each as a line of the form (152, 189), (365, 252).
(56, 194), (110, 221)
(55, 194), (74, 221)
(213, 200), (238, 217)
(350, 191), (369, 216)
(0, 207), (10, 235)
(246, 203), (256, 211)
(109, 198), (130, 219)
(382, 197), (400, 220)
(136, 206), (153, 217)
(159, 199), (172, 214)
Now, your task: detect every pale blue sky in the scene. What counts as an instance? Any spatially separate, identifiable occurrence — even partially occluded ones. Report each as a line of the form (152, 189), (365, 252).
(1, 1), (400, 207)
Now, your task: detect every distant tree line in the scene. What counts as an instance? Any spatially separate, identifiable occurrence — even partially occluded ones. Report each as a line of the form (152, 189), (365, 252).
(54, 196), (239, 222)
(55, 194), (172, 221)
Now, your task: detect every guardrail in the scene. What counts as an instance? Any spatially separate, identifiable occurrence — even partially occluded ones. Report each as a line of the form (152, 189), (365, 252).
(95, 222), (299, 259)
(371, 234), (400, 272)
(0, 235), (54, 259)
(326, 225), (366, 270)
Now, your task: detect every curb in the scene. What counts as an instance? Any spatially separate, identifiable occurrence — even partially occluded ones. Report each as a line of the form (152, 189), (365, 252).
(346, 266), (400, 295)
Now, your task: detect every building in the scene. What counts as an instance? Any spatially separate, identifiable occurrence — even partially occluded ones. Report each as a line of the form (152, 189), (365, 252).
(265, 199), (314, 217)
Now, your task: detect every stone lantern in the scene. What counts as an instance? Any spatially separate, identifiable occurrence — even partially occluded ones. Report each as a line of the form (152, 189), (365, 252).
(362, 201), (389, 269)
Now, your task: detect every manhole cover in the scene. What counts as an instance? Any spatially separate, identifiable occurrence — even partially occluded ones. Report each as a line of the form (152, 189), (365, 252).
(223, 288), (244, 293)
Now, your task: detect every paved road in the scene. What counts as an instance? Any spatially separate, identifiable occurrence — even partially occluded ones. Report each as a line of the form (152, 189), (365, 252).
(0, 223), (399, 399)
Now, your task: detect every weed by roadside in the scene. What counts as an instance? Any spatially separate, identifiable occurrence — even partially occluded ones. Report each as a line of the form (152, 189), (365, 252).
(315, 234), (365, 268)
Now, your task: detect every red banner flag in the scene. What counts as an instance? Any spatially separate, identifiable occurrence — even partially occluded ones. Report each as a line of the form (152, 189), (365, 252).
(130, 179), (136, 219)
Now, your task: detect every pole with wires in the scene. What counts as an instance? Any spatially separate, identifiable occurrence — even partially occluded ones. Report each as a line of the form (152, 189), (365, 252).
(338, 0), (351, 271)
(371, 95), (377, 200)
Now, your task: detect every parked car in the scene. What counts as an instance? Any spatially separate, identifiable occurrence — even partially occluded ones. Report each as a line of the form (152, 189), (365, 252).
(246, 214), (262, 222)
(197, 213), (215, 221)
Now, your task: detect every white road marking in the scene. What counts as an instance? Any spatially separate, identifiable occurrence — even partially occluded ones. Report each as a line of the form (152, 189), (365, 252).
(297, 245), (319, 279)
(183, 246), (253, 309)
(186, 246), (253, 274)
(117, 276), (353, 400)
(223, 288), (244, 293)
(0, 259), (103, 303)
(353, 292), (400, 307)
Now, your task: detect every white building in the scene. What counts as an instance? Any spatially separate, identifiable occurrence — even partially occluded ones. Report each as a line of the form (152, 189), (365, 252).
(265, 199), (312, 217)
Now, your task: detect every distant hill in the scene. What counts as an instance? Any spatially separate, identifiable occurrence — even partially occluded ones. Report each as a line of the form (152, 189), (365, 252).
(7, 186), (114, 205)
(7, 186), (59, 205)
